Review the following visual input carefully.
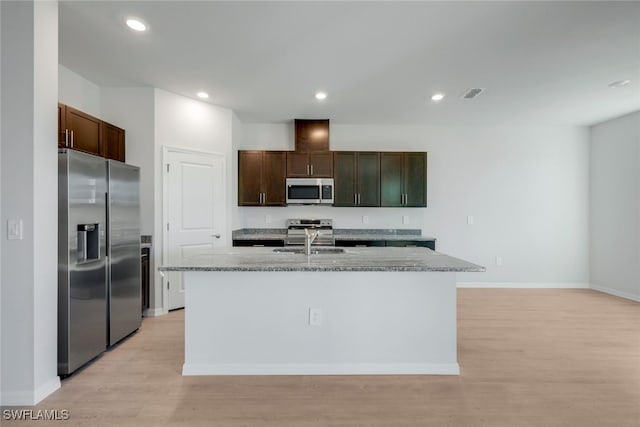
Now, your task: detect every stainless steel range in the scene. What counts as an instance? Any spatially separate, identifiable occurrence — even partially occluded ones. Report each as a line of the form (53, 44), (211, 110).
(286, 219), (334, 246)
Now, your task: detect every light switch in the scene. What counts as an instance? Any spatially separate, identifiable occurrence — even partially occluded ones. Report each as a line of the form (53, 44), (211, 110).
(496, 256), (503, 266)
(7, 219), (23, 240)
(402, 215), (410, 225)
(467, 215), (474, 225)
(362, 215), (369, 224)
(265, 215), (272, 224)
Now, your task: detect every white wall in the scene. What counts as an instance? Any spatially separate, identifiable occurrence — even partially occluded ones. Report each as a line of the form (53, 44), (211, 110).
(231, 112), (244, 229)
(239, 123), (591, 286)
(1, 0), (60, 405)
(101, 87), (155, 235)
(590, 111), (640, 301)
(58, 64), (101, 117)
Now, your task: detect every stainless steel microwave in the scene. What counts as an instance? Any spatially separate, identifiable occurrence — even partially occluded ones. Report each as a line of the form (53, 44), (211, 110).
(286, 178), (334, 205)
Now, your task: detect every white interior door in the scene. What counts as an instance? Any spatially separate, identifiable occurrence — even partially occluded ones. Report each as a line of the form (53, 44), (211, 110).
(166, 149), (225, 310)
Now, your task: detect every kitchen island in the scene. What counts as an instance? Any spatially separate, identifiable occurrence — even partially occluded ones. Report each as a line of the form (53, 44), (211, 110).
(160, 247), (484, 376)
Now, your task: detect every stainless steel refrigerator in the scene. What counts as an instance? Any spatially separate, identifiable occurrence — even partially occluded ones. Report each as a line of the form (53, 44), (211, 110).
(58, 149), (141, 376)
(106, 160), (141, 346)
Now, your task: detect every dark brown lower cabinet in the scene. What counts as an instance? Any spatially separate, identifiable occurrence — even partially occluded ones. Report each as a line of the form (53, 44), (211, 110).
(335, 239), (435, 250)
(141, 247), (150, 315)
(232, 239), (285, 247)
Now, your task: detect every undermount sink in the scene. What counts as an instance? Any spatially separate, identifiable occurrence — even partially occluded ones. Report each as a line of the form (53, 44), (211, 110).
(273, 247), (346, 255)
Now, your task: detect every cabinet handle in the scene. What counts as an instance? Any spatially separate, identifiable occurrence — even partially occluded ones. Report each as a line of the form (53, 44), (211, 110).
(211, 234), (221, 239)
(70, 130), (74, 148)
(354, 193), (357, 205)
(306, 164), (310, 175)
(358, 193), (361, 205)
(310, 164), (314, 175)
(65, 129), (69, 147)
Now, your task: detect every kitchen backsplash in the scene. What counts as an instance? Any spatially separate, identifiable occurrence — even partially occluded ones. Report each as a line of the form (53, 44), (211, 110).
(236, 206), (426, 230)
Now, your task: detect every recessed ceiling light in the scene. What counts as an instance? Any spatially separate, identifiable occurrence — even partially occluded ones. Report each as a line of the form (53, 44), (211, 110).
(196, 92), (210, 99)
(126, 18), (147, 32)
(315, 92), (327, 100)
(431, 93), (445, 102)
(608, 80), (631, 88)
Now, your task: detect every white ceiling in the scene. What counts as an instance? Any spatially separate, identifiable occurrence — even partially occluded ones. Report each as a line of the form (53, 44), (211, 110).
(59, 1), (640, 126)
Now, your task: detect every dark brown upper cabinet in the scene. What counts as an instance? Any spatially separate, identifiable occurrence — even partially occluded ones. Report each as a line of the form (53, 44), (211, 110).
(286, 151), (333, 178)
(61, 105), (104, 156)
(380, 152), (427, 207)
(294, 119), (330, 152)
(334, 151), (380, 207)
(104, 122), (126, 162)
(58, 103), (67, 148)
(238, 150), (286, 206)
(58, 103), (126, 162)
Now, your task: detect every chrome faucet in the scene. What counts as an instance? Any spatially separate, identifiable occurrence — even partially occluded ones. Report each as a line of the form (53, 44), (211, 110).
(304, 228), (319, 255)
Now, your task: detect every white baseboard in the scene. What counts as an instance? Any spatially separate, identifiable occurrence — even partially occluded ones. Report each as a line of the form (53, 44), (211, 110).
(590, 284), (640, 302)
(457, 282), (590, 289)
(183, 363), (460, 376)
(1, 376), (60, 406)
(143, 307), (166, 317)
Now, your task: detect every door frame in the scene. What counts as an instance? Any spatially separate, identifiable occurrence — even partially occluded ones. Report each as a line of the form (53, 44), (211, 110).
(161, 145), (227, 313)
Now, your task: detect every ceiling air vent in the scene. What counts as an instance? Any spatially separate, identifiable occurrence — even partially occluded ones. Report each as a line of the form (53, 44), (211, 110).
(461, 88), (485, 99)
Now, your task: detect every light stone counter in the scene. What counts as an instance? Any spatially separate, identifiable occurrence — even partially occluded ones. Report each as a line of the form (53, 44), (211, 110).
(231, 228), (438, 243)
(159, 247), (483, 272)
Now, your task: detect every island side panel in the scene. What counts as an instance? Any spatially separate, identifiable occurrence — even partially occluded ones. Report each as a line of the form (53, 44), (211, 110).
(183, 271), (458, 375)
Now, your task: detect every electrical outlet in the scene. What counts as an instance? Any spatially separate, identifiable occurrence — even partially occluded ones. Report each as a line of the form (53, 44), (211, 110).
(467, 215), (474, 225)
(402, 215), (410, 225)
(496, 256), (503, 266)
(362, 215), (369, 224)
(7, 219), (23, 240)
(265, 215), (271, 224)
(309, 308), (322, 326)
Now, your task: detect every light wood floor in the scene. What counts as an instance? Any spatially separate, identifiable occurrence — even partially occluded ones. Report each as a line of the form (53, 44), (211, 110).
(6, 289), (640, 426)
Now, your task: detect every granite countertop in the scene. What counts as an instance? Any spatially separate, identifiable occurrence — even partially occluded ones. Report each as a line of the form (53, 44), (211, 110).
(232, 229), (437, 241)
(232, 229), (287, 240)
(159, 247), (484, 273)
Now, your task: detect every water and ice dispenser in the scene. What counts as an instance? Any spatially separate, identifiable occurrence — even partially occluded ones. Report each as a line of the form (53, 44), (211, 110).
(77, 223), (100, 263)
